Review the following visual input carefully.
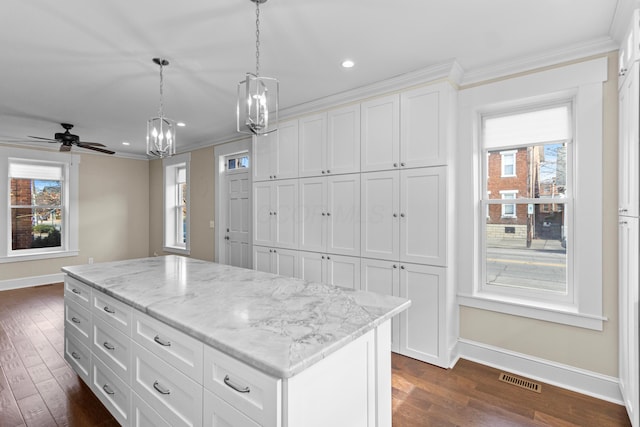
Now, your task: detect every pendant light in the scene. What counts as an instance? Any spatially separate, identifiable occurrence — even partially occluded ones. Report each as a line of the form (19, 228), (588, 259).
(237, 0), (279, 136)
(147, 58), (176, 158)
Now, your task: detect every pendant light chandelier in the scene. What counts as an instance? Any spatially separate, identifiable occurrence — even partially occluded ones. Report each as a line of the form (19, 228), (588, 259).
(237, 0), (279, 136)
(147, 58), (176, 158)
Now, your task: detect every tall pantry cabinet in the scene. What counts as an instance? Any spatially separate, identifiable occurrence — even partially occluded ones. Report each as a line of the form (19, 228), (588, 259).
(252, 80), (457, 368)
(618, 8), (640, 427)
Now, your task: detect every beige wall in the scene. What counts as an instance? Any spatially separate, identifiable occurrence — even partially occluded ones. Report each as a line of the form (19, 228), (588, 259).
(1, 150), (150, 280)
(148, 145), (215, 262)
(459, 51), (620, 377)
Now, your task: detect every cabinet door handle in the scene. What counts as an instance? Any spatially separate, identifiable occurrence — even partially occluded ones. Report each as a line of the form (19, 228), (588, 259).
(153, 381), (171, 395)
(619, 208), (628, 213)
(393, 163), (398, 168)
(71, 288), (81, 295)
(400, 213), (405, 218)
(327, 169), (331, 174)
(400, 265), (405, 270)
(103, 384), (115, 395)
(393, 264), (397, 269)
(71, 351), (81, 360)
(619, 68), (627, 76)
(154, 335), (172, 347)
(103, 342), (115, 351)
(224, 375), (251, 393)
(322, 212), (326, 216)
(400, 162), (405, 167)
(322, 170), (325, 174)
(393, 213), (398, 218)
(71, 317), (81, 324)
(326, 212), (331, 216)
(620, 221), (628, 225)
(103, 306), (115, 314)
(327, 256), (331, 260)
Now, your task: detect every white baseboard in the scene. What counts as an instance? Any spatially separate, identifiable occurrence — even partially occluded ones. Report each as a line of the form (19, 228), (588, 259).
(0, 273), (64, 291)
(457, 338), (623, 405)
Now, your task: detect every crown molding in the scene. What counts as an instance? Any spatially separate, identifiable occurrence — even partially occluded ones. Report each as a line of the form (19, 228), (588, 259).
(460, 36), (619, 87)
(610, 0), (639, 42)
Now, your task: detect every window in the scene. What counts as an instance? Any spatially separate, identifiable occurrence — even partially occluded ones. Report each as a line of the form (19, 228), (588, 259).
(457, 57), (607, 330)
(0, 147), (79, 262)
(483, 104), (571, 298)
(163, 153), (190, 254)
(227, 155), (249, 170)
(500, 151), (516, 176)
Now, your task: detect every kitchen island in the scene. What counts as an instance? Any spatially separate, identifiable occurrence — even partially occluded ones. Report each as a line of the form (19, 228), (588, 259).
(62, 255), (410, 427)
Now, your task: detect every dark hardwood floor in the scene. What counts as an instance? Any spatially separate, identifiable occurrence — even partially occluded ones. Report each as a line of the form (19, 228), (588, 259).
(0, 283), (631, 426)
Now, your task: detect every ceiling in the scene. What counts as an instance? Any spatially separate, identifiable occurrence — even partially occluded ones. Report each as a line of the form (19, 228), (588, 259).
(0, 0), (630, 158)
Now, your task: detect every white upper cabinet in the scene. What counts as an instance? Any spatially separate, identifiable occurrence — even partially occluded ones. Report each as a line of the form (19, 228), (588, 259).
(619, 9), (640, 89)
(299, 113), (327, 178)
(401, 86), (447, 167)
(299, 105), (361, 177)
(253, 120), (298, 181)
(299, 177), (326, 252)
(327, 104), (361, 175)
(361, 94), (400, 172)
(253, 179), (298, 249)
(361, 170), (400, 260)
(619, 61), (639, 218)
(400, 166), (446, 266)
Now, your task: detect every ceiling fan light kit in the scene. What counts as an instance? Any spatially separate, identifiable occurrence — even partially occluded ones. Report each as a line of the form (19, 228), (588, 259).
(237, 0), (279, 136)
(147, 57), (176, 158)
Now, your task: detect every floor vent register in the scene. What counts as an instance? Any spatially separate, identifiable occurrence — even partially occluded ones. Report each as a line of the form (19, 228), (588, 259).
(498, 372), (542, 393)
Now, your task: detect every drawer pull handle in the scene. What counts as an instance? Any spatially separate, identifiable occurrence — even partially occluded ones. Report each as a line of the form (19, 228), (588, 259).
(103, 342), (115, 351)
(71, 288), (81, 295)
(224, 375), (250, 394)
(71, 351), (81, 360)
(103, 306), (115, 314)
(103, 384), (115, 395)
(154, 335), (172, 347)
(153, 381), (171, 395)
(71, 317), (81, 324)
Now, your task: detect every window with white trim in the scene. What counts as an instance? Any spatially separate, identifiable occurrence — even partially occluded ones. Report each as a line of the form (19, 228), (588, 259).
(499, 190), (518, 218)
(457, 57), (607, 330)
(0, 147), (79, 262)
(500, 151), (516, 177)
(163, 153), (190, 254)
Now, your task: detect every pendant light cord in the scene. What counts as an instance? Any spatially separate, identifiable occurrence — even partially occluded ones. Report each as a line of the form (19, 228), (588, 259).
(255, 1), (260, 77)
(158, 62), (165, 119)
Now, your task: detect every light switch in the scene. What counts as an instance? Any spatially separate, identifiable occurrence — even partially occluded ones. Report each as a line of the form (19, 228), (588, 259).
(209, 221), (215, 229)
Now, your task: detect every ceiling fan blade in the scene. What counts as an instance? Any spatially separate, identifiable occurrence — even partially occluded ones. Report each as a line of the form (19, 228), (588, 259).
(77, 143), (115, 155)
(77, 141), (106, 147)
(59, 144), (71, 152)
(28, 136), (59, 142)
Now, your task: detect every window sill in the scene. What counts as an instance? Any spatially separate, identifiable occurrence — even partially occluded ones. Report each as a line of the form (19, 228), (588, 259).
(0, 250), (79, 264)
(457, 293), (606, 331)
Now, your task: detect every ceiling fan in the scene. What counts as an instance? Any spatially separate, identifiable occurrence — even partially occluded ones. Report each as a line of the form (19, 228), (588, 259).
(27, 123), (115, 154)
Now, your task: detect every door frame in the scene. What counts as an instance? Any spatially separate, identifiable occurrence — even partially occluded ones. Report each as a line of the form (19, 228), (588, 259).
(214, 137), (252, 265)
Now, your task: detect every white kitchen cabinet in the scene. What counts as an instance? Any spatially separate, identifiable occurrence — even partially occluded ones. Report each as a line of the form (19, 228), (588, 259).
(360, 258), (400, 352)
(619, 217), (639, 427)
(401, 85), (449, 167)
(64, 332), (91, 385)
(253, 246), (298, 278)
(398, 263), (446, 367)
(360, 259), (448, 367)
(299, 174), (360, 256)
(253, 179), (298, 249)
(299, 105), (361, 177)
(619, 61), (639, 218)
(91, 355), (131, 426)
(361, 94), (400, 172)
(298, 251), (360, 290)
(619, 9), (639, 90)
(253, 120), (298, 182)
(361, 167), (446, 266)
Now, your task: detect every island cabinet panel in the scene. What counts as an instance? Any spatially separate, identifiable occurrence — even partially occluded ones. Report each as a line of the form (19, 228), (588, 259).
(132, 311), (204, 382)
(64, 275), (92, 309)
(203, 389), (261, 427)
(132, 343), (203, 427)
(65, 298), (92, 346)
(132, 391), (172, 427)
(91, 354), (131, 426)
(203, 345), (281, 427)
(92, 317), (132, 384)
(91, 290), (133, 336)
(64, 331), (91, 385)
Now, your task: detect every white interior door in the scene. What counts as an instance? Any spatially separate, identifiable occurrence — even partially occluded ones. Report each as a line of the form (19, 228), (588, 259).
(226, 168), (251, 268)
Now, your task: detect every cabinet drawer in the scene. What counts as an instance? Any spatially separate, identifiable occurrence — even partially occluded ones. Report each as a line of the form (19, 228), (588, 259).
(133, 311), (203, 383)
(204, 345), (280, 426)
(91, 355), (131, 426)
(65, 300), (92, 346)
(64, 331), (90, 385)
(203, 389), (260, 427)
(132, 343), (203, 427)
(93, 317), (131, 383)
(132, 391), (171, 427)
(64, 276), (92, 310)
(92, 291), (132, 336)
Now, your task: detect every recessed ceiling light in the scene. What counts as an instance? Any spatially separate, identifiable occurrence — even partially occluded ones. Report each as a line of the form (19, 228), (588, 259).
(177, 122), (186, 127)
(122, 141), (130, 146)
(341, 59), (355, 69)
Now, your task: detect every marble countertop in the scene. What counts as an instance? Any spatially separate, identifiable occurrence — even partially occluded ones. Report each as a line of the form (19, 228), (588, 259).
(62, 255), (410, 378)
